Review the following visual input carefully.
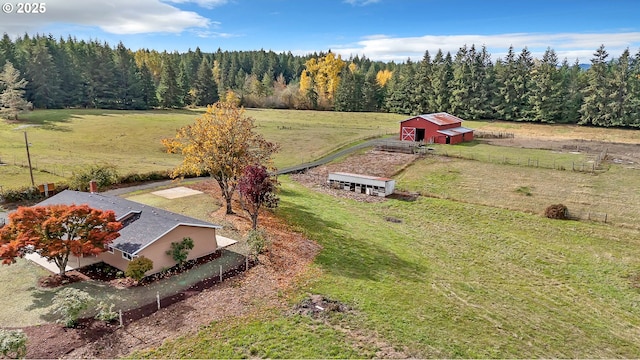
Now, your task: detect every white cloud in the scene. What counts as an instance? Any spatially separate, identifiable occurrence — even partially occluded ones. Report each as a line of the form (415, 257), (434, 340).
(0, 0), (212, 35)
(164, 0), (229, 9)
(331, 32), (640, 63)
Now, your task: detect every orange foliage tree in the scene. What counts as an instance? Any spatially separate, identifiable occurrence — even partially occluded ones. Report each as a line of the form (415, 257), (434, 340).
(0, 204), (122, 276)
(162, 101), (279, 214)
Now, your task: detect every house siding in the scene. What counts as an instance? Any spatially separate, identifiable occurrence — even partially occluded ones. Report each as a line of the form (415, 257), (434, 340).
(138, 226), (218, 275)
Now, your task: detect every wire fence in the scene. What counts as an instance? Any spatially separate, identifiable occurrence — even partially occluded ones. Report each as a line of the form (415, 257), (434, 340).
(433, 148), (607, 173)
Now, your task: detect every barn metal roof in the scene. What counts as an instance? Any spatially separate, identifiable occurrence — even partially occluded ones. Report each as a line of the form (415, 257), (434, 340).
(330, 172), (394, 182)
(437, 126), (474, 136)
(36, 190), (221, 255)
(400, 112), (464, 126)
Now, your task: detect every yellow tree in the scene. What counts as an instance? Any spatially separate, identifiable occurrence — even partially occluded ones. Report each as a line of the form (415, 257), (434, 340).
(376, 69), (393, 87)
(162, 101), (278, 214)
(299, 52), (345, 106)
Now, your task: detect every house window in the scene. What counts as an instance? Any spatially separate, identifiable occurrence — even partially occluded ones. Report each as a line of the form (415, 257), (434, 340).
(122, 251), (134, 261)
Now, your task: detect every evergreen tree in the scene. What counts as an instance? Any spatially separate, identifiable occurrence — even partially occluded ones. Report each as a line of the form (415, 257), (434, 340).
(558, 59), (584, 123)
(415, 50), (434, 114)
(193, 58), (218, 106)
(362, 65), (383, 112)
(385, 59), (418, 115)
(0, 61), (31, 120)
(529, 48), (562, 122)
(450, 45), (473, 118)
(608, 48), (632, 126)
(580, 45), (611, 126)
(113, 42), (143, 109)
(515, 47), (534, 120)
(431, 50), (453, 113)
(138, 63), (158, 108)
(494, 46), (519, 120)
(25, 41), (61, 109)
(156, 57), (182, 108)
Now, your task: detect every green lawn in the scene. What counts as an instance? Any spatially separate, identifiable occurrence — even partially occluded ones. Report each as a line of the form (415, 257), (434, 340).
(139, 177), (640, 358)
(0, 109), (402, 190)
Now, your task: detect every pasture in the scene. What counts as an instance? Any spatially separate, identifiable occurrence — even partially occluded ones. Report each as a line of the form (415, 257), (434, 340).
(2, 108), (640, 357)
(0, 109), (402, 190)
(141, 177), (640, 358)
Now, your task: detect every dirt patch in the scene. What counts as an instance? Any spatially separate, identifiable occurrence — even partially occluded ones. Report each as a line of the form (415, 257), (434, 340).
(293, 294), (351, 318)
(291, 150), (419, 202)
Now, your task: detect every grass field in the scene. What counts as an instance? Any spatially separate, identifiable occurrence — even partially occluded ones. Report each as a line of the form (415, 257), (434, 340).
(396, 154), (640, 228)
(139, 177), (640, 358)
(0, 109), (402, 190)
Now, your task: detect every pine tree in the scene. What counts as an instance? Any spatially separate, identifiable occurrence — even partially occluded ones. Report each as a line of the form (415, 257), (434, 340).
(156, 57), (183, 108)
(0, 61), (32, 120)
(113, 42), (143, 109)
(494, 46), (518, 120)
(431, 50), (453, 113)
(608, 49), (631, 126)
(25, 41), (61, 109)
(385, 59), (418, 115)
(193, 58), (218, 106)
(515, 47), (534, 120)
(450, 45), (473, 118)
(415, 50), (434, 114)
(580, 45), (611, 126)
(138, 63), (158, 108)
(529, 48), (562, 122)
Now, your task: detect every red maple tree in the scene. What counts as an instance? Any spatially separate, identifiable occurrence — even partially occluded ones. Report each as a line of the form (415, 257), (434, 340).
(237, 165), (279, 230)
(0, 204), (122, 276)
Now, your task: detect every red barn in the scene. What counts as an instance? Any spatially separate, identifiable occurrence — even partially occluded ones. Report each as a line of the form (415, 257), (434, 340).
(399, 112), (474, 145)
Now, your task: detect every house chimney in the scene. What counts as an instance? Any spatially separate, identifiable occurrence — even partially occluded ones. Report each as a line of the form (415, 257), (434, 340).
(89, 180), (98, 193)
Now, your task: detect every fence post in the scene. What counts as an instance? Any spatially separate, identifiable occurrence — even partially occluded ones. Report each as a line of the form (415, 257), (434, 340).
(246, 255), (249, 271)
(119, 310), (123, 327)
(604, 213), (608, 223)
(220, 265), (223, 282)
(156, 291), (160, 310)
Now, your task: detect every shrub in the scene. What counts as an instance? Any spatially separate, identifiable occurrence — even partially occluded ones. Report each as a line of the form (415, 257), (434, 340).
(166, 237), (194, 267)
(246, 228), (270, 259)
(125, 256), (153, 281)
(50, 288), (94, 327)
(545, 204), (568, 220)
(0, 185), (43, 204)
(95, 301), (118, 322)
(68, 164), (119, 191)
(0, 329), (27, 359)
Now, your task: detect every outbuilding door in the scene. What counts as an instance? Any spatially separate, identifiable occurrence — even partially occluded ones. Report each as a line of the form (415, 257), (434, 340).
(401, 127), (416, 141)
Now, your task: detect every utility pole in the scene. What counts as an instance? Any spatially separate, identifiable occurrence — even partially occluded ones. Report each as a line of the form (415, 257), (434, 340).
(24, 131), (34, 187)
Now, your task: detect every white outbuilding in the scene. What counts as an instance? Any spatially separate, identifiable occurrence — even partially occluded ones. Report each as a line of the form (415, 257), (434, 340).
(328, 172), (396, 197)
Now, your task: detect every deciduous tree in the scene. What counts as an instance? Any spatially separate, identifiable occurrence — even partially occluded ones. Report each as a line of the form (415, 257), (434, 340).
(0, 204), (122, 276)
(237, 164), (279, 230)
(162, 101), (279, 214)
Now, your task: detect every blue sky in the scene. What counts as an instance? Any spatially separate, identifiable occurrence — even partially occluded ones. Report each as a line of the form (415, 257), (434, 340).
(1, 0), (639, 63)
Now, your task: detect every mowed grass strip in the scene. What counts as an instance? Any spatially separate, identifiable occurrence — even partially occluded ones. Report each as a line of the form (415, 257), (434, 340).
(396, 155), (640, 227)
(0, 258), (52, 327)
(274, 179), (640, 358)
(0, 109), (402, 189)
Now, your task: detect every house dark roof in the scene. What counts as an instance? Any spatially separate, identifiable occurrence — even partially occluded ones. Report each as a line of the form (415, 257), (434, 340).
(36, 190), (220, 255)
(400, 112), (464, 126)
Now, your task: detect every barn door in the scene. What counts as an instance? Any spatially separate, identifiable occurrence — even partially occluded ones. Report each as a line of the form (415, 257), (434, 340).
(401, 127), (416, 141)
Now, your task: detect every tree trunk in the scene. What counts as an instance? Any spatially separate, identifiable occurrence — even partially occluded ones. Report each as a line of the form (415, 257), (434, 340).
(225, 196), (234, 215)
(251, 213), (258, 230)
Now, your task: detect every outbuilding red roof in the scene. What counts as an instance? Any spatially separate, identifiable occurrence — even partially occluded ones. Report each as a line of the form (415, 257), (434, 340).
(400, 112), (464, 126)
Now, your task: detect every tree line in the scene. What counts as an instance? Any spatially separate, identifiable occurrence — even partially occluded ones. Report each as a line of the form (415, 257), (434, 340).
(1, 33), (639, 127)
